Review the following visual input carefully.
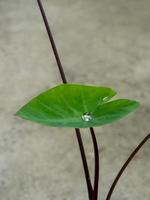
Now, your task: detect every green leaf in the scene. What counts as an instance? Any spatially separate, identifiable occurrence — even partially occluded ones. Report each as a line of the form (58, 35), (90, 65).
(15, 83), (139, 128)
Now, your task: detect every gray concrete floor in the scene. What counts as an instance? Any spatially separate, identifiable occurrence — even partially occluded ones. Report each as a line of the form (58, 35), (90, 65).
(0, 0), (150, 199)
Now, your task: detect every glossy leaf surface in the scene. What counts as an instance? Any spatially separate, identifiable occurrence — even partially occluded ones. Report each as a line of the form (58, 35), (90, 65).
(16, 84), (139, 128)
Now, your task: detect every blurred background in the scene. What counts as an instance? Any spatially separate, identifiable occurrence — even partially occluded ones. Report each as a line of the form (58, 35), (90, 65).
(0, 0), (150, 199)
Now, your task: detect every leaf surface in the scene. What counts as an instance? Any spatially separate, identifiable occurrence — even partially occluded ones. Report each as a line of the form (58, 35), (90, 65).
(16, 84), (139, 128)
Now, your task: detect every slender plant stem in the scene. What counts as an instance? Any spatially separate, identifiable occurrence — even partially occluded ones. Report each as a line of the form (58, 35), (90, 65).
(106, 133), (150, 200)
(37, 0), (67, 84)
(36, 0), (93, 199)
(90, 128), (99, 200)
(76, 128), (93, 199)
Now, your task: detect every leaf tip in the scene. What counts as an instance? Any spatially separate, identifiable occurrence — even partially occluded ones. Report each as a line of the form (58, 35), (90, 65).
(15, 109), (23, 117)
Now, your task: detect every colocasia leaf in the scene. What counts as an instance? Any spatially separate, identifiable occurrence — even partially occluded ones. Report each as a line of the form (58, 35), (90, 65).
(16, 84), (139, 128)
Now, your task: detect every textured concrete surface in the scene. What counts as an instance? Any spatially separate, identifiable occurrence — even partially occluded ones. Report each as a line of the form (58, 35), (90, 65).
(0, 0), (150, 199)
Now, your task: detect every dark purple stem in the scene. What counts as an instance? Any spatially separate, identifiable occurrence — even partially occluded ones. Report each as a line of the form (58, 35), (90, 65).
(76, 128), (93, 199)
(106, 133), (150, 200)
(36, 0), (94, 199)
(37, 0), (67, 84)
(90, 127), (99, 200)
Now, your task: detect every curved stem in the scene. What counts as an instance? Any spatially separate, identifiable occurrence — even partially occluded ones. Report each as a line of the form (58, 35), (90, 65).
(76, 128), (93, 199)
(37, 0), (67, 84)
(36, 1), (93, 199)
(106, 133), (150, 200)
(90, 127), (99, 200)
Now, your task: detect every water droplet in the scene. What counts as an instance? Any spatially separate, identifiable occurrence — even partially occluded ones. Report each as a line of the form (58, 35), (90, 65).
(82, 113), (92, 122)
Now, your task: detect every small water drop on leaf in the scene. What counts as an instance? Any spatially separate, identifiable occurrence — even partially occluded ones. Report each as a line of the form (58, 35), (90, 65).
(82, 113), (92, 122)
